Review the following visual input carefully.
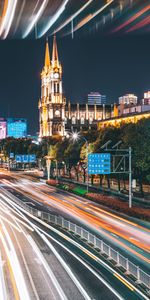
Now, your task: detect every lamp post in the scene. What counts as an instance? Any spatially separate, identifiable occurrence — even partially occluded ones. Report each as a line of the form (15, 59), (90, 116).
(71, 132), (89, 193)
(45, 155), (52, 181)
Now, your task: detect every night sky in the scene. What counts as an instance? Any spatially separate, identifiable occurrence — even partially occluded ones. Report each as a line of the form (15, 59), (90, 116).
(0, 34), (150, 134)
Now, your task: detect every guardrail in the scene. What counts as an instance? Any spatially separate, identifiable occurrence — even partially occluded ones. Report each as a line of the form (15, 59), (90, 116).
(3, 189), (150, 290)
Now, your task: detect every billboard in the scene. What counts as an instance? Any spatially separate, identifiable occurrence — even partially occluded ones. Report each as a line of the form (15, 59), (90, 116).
(0, 121), (7, 139)
(88, 153), (111, 175)
(7, 118), (27, 138)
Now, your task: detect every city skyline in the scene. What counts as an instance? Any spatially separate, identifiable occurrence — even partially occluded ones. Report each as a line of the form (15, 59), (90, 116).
(0, 34), (150, 134)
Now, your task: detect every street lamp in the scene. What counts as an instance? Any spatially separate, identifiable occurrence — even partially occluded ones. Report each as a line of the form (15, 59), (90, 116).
(69, 131), (89, 193)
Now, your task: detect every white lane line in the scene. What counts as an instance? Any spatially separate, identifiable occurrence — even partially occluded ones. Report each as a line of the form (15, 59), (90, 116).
(41, 233), (92, 300)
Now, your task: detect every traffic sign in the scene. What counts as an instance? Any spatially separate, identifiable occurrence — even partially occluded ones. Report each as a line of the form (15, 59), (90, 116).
(15, 155), (22, 163)
(10, 153), (14, 158)
(29, 154), (36, 163)
(15, 154), (36, 163)
(88, 153), (111, 175)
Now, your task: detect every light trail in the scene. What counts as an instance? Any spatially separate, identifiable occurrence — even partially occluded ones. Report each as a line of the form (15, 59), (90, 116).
(2, 178), (150, 264)
(0, 191), (149, 300)
(8, 179), (150, 256)
(0, 0), (18, 39)
(73, 0), (114, 33)
(23, 0), (49, 38)
(0, 221), (30, 300)
(38, 0), (69, 38)
(41, 233), (92, 300)
(112, 4), (150, 33)
(0, 251), (7, 300)
(13, 0), (26, 35)
(126, 15), (150, 33)
(54, 0), (94, 34)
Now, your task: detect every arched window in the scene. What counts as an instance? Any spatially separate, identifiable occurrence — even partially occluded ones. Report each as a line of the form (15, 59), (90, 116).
(89, 117), (93, 124)
(72, 116), (76, 124)
(81, 117), (84, 124)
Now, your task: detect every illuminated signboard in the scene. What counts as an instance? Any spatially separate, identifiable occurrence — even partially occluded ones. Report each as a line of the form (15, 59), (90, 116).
(0, 121), (7, 139)
(7, 118), (27, 138)
(88, 153), (111, 175)
(15, 154), (36, 163)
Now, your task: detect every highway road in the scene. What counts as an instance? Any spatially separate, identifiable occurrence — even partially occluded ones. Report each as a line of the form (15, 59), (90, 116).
(0, 186), (122, 300)
(1, 172), (150, 269)
(0, 171), (150, 299)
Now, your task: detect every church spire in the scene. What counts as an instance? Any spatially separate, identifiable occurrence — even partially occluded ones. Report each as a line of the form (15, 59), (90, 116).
(52, 34), (59, 67)
(44, 38), (50, 69)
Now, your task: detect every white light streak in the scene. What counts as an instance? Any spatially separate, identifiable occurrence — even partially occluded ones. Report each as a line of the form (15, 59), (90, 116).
(27, 235), (68, 300)
(41, 233), (92, 300)
(0, 190), (149, 300)
(23, 0), (49, 38)
(54, 0), (94, 34)
(38, 0), (69, 38)
(74, 0), (114, 33)
(0, 251), (7, 300)
(0, 222), (30, 300)
(0, 0), (18, 39)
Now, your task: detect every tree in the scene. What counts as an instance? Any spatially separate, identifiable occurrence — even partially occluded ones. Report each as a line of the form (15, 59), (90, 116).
(121, 119), (150, 195)
(64, 142), (81, 180)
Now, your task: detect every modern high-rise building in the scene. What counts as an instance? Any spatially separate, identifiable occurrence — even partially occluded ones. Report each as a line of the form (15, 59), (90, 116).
(88, 92), (106, 105)
(7, 118), (27, 138)
(119, 94), (138, 105)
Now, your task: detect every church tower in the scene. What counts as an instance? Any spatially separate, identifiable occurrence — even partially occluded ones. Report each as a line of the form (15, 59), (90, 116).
(39, 36), (66, 137)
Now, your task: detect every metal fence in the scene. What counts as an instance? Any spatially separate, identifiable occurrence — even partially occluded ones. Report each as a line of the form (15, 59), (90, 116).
(3, 189), (150, 290)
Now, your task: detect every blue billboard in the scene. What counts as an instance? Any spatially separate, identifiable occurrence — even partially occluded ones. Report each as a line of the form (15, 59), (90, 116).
(15, 154), (36, 163)
(7, 118), (27, 138)
(88, 153), (111, 175)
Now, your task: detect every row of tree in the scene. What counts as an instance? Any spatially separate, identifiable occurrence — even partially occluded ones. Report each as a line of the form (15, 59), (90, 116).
(1, 118), (150, 195)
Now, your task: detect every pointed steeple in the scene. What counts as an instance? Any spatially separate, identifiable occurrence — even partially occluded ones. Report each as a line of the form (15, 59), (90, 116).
(44, 38), (50, 69)
(52, 34), (59, 66)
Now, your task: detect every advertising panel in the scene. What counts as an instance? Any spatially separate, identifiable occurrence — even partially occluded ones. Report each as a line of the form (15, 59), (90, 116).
(0, 121), (7, 139)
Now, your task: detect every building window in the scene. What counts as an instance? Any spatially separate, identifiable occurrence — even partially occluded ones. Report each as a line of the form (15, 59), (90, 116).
(89, 117), (93, 124)
(81, 117), (84, 124)
(72, 116), (76, 124)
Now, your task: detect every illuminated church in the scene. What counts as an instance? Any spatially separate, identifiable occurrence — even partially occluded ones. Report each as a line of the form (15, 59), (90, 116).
(38, 36), (113, 137)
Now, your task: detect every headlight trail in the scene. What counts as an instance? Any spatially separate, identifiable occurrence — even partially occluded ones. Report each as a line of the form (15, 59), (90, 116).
(0, 0), (18, 39)
(54, 0), (94, 34)
(73, 0), (114, 33)
(13, 0), (26, 35)
(126, 15), (150, 33)
(38, 0), (69, 38)
(0, 221), (30, 300)
(112, 4), (150, 33)
(23, 0), (49, 38)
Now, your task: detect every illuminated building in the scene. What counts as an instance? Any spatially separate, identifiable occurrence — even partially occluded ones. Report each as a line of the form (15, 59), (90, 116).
(88, 92), (106, 105)
(0, 118), (7, 139)
(7, 118), (27, 138)
(98, 110), (150, 129)
(119, 94), (138, 105)
(142, 91), (150, 105)
(39, 36), (113, 137)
